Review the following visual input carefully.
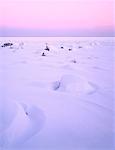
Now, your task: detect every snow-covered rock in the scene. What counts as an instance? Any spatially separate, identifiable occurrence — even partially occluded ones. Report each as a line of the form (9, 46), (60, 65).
(52, 74), (96, 95)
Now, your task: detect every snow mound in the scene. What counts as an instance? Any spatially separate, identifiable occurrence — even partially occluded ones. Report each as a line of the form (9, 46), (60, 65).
(0, 102), (46, 147)
(0, 101), (18, 132)
(52, 74), (96, 95)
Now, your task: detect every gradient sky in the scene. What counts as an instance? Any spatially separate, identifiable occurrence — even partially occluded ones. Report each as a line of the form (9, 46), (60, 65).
(0, 0), (114, 36)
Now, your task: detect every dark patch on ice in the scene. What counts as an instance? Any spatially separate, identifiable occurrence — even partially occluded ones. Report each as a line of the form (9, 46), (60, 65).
(68, 48), (72, 51)
(44, 47), (50, 51)
(25, 112), (28, 116)
(52, 81), (61, 90)
(71, 59), (77, 63)
(42, 52), (46, 56)
(61, 46), (64, 49)
(44, 43), (50, 51)
(1, 43), (13, 48)
(78, 46), (82, 48)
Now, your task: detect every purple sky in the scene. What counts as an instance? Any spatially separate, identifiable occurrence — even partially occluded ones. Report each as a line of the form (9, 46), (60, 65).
(0, 0), (114, 36)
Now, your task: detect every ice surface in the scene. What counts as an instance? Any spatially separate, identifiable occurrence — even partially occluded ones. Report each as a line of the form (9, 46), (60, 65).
(0, 37), (114, 149)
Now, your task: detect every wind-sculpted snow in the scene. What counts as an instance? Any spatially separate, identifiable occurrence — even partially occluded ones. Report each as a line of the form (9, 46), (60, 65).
(52, 74), (96, 95)
(0, 101), (46, 148)
(27, 74), (97, 95)
(0, 101), (18, 132)
(0, 37), (114, 149)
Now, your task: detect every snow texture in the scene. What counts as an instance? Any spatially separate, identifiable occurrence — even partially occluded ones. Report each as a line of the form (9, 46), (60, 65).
(0, 37), (114, 150)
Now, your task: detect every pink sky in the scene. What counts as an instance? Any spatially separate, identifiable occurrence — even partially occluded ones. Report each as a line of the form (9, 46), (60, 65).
(0, 0), (114, 31)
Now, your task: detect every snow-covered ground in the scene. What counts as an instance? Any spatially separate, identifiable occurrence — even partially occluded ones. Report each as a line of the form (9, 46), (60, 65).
(0, 37), (114, 150)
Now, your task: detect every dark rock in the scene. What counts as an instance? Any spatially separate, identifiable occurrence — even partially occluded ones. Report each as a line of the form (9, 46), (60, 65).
(26, 112), (28, 115)
(42, 52), (46, 56)
(1, 43), (13, 47)
(44, 46), (50, 51)
(78, 46), (82, 49)
(71, 59), (77, 63)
